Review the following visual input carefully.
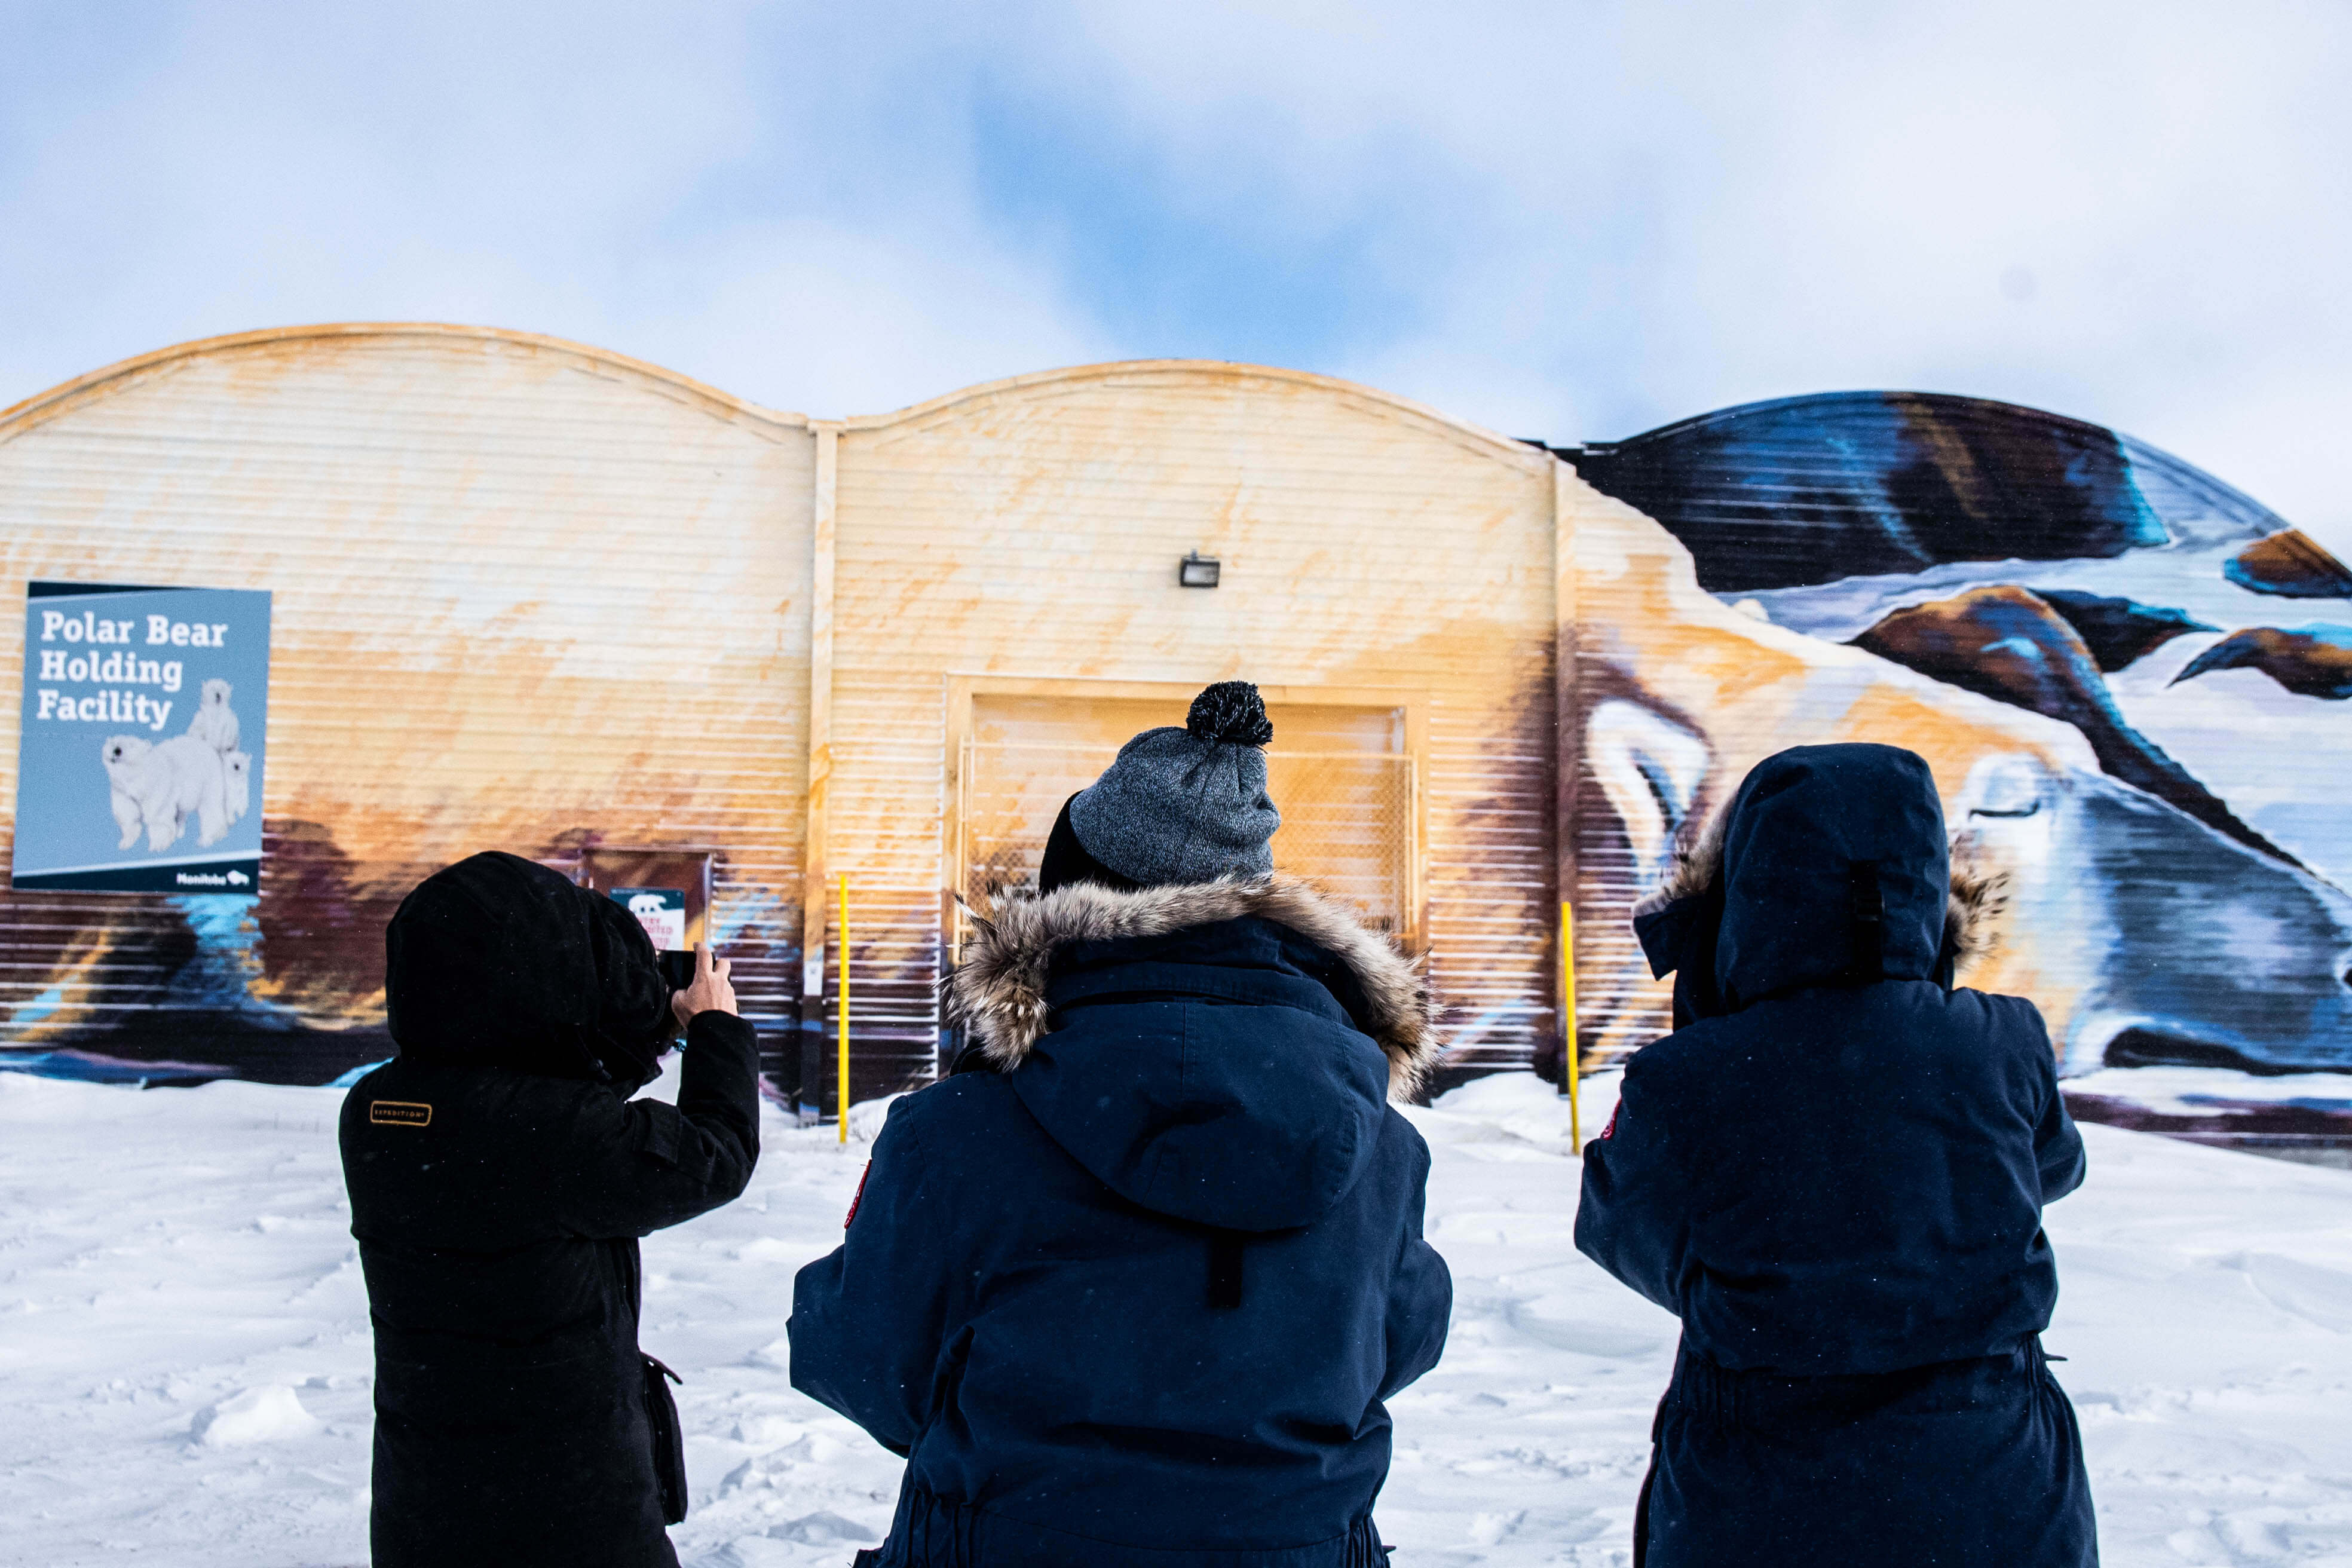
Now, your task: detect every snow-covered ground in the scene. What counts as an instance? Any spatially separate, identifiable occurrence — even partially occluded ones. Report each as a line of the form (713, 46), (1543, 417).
(4, 1065), (2351, 1567)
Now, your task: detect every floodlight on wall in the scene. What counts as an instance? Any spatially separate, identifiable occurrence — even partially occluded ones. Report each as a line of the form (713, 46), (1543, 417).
(1178, 552), (1221, 589)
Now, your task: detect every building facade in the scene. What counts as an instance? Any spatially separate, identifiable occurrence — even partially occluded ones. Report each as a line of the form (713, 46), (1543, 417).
(0, 325), (2111, 1104)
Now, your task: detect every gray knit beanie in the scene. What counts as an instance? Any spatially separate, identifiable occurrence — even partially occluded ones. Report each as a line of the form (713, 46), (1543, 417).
(1068, 682), (1281, 886)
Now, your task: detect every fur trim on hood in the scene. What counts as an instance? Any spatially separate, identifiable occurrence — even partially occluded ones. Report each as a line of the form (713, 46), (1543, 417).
(1632, 804), (2007, 978)
(942, 875), (1443, 1102)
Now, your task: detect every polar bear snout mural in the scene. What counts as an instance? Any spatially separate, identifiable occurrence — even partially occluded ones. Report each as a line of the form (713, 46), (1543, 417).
(97, 684), (248, 855)
(1952, 753), (2352, 1076)
(1577, 694), (2352, 1079)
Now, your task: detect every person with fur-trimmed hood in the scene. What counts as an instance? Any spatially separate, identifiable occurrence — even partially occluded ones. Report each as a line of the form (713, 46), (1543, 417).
(1576, 744), (2096, 1567)
(789, 682), (1451, 1568)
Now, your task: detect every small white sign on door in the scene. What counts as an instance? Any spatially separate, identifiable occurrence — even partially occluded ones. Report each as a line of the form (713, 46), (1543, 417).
(612, 886), (687, 951)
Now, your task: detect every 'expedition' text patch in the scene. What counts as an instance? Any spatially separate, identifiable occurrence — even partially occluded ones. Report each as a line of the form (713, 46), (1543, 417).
(370, 1100), (433, 1128)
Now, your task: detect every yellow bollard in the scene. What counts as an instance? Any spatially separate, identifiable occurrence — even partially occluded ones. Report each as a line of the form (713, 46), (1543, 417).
(1562, 901), (1581, 1149)
(837, 872), (850, 1145)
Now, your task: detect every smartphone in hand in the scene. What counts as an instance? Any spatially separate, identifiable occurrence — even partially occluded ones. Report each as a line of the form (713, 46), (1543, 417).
(667, 943), (739, 1030)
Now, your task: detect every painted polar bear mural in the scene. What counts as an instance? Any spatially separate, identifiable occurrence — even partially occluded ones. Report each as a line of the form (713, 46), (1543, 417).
(1570, 392), (2352, 1092)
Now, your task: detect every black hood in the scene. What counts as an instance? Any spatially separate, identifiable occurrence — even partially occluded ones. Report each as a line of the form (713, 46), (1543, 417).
(384, 851), (675, 1091)
(1634, 745), (1956, 1021)
(1037, 794), (1141, 896)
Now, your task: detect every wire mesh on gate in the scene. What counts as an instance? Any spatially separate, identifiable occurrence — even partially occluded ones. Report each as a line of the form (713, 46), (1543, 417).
(953, 740), (1418, 961)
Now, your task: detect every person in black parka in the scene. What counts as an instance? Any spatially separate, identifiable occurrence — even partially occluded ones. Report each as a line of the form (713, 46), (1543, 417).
(1576, 743), (2096, 1567)
(790, 682), (1452, 1568)
(341, 851), (760, 1568)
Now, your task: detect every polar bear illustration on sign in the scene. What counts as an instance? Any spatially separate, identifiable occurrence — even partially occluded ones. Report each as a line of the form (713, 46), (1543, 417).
(102, 734), (232, 850)
(186, 679), (239, 752)
(103, 736), (152, 849)
(223, 750), (252, 825)
(98, 682), (250, 852)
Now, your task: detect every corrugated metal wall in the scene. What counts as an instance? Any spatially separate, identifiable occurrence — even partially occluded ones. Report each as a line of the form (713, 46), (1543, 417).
(1555, 474), (2093, 1065)
(829, 365), (1562, 1097)
(0, 327), (814, 1082)
(1560, 397), (2352, 1114)
(6, 329), (2105, 1100)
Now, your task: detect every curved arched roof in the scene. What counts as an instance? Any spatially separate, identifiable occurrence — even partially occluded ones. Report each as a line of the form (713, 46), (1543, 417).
(1, 327), (1552, 474)
(0, 321), (813, 443)
(843, 356), (1554, 470)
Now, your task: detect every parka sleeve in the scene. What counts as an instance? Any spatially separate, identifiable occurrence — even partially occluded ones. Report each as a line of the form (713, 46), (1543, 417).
(2032, 1062), (2088, 1205)
(553, 1010), (762, 1239)
(789, 1097), (958, 1455)
(1380, 1130), (1452, 1400)
(2004, 998), (2087, 1205)
(1573, 1056), (1692, 1315)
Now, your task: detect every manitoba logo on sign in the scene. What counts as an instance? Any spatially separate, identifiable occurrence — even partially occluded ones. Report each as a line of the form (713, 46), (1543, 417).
(12, 581), (272, 893)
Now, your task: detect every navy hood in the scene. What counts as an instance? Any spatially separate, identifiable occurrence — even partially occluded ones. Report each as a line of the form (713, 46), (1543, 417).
(942, 877), (1440, 1232)
(384, 851), (676, 1091)
(1634, 745), (1989, 1020)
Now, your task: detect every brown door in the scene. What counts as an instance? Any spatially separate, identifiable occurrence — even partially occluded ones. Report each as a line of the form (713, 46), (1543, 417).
(951, 691), (1418, 960)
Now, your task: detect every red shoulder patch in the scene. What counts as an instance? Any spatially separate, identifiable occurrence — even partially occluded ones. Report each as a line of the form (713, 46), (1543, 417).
(844, 1160), (873, 1230)
(1600, 1102), (1621, 1141)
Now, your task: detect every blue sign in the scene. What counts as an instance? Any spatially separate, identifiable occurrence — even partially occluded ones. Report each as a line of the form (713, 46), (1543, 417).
(13, 581), (271, 892)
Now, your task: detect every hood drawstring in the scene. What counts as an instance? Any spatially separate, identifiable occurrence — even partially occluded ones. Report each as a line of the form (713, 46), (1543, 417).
(1207, 1230), (1247, 1309)
(1846, 863), (1885, 982)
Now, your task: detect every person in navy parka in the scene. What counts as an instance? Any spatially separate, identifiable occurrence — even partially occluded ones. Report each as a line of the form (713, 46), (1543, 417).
(1576, 743), (2097, 1567)
(790, 682), (1451, 1567)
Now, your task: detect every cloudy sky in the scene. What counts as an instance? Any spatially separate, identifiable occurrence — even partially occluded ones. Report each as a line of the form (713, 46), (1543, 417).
(5, 1), (2347, 544)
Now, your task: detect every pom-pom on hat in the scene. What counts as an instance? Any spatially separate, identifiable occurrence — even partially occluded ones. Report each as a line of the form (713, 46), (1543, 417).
(1066, 681), (1282, 887)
